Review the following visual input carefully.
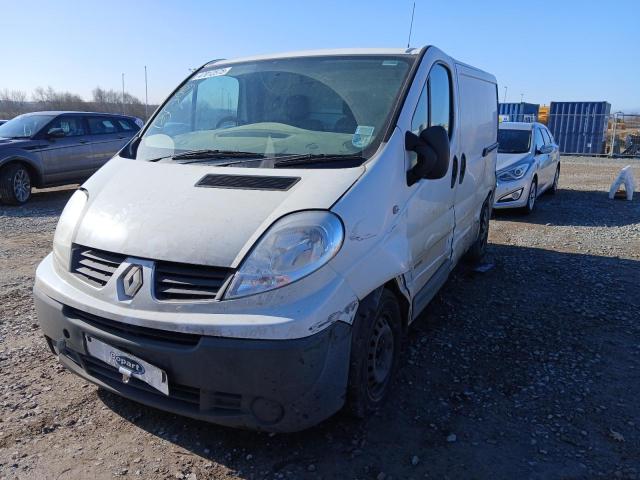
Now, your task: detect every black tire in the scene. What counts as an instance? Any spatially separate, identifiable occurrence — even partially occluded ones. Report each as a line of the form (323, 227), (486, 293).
(548, 165), (560, 195)
(465, 195), (491, 263)
(522, 177), (537, 215)
(346, 289), (403, 418)
(0, 163), (32, 205)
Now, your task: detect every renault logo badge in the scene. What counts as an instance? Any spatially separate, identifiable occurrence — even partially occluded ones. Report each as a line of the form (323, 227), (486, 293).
(121, 265), (143, 298)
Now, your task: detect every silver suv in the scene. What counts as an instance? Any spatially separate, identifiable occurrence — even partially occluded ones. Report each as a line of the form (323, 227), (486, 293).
(0, 111), (140, 205)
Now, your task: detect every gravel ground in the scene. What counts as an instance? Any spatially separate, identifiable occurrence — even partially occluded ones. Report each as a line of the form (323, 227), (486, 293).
(1, 156), (639, 480)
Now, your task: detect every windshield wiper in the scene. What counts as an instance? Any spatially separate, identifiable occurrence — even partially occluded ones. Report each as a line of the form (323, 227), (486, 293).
(171, 149), (266, 162)
(272, 153), (365, 167)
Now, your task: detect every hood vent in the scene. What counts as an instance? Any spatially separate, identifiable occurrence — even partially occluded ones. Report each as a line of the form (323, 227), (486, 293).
(195, 174), (300, 191)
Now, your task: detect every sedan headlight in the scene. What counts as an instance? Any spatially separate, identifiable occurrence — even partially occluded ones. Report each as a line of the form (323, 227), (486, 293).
(497, 160), (533, 182)
(224, 211), (344, 299)
(53, 189), (88, 269)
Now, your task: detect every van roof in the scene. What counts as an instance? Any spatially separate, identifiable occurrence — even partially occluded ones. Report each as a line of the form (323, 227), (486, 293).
(206, 47), (424, 66)
(205, 47), (496, 84)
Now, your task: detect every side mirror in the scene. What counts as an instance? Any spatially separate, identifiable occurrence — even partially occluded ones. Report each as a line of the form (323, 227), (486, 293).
(405, 125), (450, 185)
(537, 144), (553, 155)
(46, 127), (66, 138)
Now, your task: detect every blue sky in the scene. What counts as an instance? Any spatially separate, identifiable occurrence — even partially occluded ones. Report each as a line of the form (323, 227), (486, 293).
(1, 0), (638, 111)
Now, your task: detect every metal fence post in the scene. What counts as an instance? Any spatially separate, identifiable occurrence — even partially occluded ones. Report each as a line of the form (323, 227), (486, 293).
(610, 112), (618, 157)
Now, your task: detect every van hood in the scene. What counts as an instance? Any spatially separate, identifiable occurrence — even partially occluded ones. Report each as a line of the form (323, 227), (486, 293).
(497, 152), (532, 171)
(75, 156), (364, 268)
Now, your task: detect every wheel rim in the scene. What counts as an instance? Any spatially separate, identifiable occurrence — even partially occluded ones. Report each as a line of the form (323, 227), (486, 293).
(13, 169), (31, 202)
(528, 182), (536, 209)
(366, 313), (395, 401)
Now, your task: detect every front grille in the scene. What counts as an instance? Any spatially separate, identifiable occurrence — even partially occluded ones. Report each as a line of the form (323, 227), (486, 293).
(154, 261), (233, 301)
(71, 246), (126, 287)
(195, 173), (300, 191)
(81, 354), (200, 405)
(66, 306), (201, 347)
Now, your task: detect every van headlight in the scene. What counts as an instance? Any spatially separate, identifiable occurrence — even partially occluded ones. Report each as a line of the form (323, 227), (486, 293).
(53, 189), (88, 269)
(224, 211), (344, 299)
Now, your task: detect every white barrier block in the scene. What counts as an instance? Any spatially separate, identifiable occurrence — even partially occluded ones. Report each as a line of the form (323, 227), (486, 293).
(608, 165), (635, 201)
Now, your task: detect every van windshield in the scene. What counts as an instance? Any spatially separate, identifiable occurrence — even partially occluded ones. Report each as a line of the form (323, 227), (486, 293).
(498, 129), (531, 154)
(134, 55), (415, 166)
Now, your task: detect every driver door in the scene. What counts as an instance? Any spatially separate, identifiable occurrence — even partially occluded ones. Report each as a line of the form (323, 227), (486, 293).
(405, 53), (457, 309)
(40, 115), (93, 184)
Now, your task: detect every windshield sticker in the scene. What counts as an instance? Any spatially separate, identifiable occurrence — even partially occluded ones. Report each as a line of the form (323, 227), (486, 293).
(352, 126), (375, 149)
(192, 67), (231, 80)
(382, 60), (399, 66)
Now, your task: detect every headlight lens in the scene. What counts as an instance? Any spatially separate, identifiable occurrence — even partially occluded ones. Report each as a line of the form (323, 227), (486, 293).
(53, 189), (88, 269)
(497, 161), (533, 182)
(224, 211), (344, 299)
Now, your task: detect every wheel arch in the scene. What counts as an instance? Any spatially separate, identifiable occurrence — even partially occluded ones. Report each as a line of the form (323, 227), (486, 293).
(0, 156), (44, 188)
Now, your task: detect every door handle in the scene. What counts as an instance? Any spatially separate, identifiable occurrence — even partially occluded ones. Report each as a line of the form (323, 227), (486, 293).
(79, 139), (88, 144)
(451, 156), (458, 188)
(459, 154), (467, 184)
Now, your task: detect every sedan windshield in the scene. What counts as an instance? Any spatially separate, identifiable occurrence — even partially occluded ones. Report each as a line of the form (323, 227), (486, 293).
(134, 55), (414, 166)
(0, 113), (55, 139)
(498, 129), (532, 154)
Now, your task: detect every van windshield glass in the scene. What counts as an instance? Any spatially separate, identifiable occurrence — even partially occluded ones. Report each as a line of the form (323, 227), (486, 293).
(498, 129), (531, 154)
(135, 55), (414, 166)
(0, 114), (55, 139)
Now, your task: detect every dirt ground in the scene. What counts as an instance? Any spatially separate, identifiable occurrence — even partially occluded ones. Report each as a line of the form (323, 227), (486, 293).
(1, 156), (639, 480)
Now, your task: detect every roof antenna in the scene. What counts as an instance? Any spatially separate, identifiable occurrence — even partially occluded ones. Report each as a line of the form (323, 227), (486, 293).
(407, 1), (416, 49)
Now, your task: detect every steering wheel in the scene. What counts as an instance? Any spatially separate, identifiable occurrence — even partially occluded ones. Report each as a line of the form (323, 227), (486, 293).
(216, 116), (239, 129)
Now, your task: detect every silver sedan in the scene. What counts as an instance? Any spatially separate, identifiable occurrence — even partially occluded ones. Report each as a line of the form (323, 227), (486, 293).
(493, 122), (560, 213)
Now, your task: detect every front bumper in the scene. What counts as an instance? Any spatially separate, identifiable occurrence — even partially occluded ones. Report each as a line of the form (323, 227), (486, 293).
(493, 176), (531, 209)
(34, 288), (352, 432)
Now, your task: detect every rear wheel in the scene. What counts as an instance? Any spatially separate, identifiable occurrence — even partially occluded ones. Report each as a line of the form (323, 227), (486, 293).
(522, 177), (537, 215)
(0, 163), (32, 205)
(347, 289), (402, 417)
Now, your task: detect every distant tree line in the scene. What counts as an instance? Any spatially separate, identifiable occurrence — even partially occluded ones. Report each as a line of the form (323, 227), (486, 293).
(0, 87), (158, 121)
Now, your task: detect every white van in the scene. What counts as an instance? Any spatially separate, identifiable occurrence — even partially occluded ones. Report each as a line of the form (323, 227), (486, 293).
(34, 47), (498, 432)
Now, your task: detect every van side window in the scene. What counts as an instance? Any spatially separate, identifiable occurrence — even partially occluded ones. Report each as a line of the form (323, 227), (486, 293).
(410, 85), (428, 135)
(428, 64), (452, 135)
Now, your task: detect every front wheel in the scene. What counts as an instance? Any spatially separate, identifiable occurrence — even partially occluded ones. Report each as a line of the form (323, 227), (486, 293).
(548, 165), (560, 195)
(0, 163), (32, 205)
(522, 177), (537, 214)
(346, 289), (402, 418)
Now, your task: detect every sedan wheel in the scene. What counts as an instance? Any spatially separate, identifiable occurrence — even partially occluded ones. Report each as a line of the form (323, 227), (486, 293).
(523, 178), (537, 214)
(549, 166), (560, 194)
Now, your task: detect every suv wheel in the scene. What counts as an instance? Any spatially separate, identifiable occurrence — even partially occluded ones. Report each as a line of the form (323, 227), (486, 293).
(347, 289), (402, 417)
(0, 163), (32, 205)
